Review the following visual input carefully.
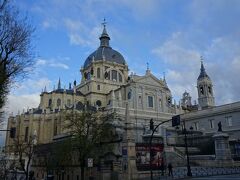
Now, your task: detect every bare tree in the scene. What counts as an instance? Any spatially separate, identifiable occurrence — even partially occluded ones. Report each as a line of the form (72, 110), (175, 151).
(64, 109), (116, 180)
(0, 0), (34, 115)
(12, 135), (35, 180)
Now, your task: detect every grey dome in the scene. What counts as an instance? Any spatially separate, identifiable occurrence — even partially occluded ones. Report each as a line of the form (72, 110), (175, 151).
(84, 47), (126, 68)
(83, 25), (126, 68)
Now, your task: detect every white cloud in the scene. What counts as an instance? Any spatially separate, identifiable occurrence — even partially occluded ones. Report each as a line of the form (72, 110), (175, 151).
(152, 32), (200, 69)
(4, 94), (40, 115)
(49, 62), (69, 69)
(12, 77), (52, 95)
(152, 31), (240, 105)
(35, 58), (70, 70)
(152, 32), (201, 102)
(36, 59), (47, 65)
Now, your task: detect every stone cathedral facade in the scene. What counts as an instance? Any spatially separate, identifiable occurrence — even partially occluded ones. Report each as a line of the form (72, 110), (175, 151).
(5, 25), (240, 179)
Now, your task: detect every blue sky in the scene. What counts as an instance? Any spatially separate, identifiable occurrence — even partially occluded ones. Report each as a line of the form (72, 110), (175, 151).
(3, 0), (240, 117)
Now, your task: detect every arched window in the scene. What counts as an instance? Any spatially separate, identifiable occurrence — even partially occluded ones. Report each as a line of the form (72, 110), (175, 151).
(67, 99), (71, 106)
(96, 100), (102, 107)
(97, 68), (101, 78)
(104, 71), (109, 79)
(128, 90), (132, 99)
(87, 72), (91, 80)
(57, 99), (61, 107)
(119, 73), (122, 82)
(208, 86), (212, 94)
(112, 70), (117, 81)
(48, 99), (52, 107)
(76, 101), (84, 110)
(200, 86), (204, 95)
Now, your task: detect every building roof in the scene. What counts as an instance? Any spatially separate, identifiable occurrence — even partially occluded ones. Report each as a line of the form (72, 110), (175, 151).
(198, 61), (210, 80)
(83, 25), (126, 68)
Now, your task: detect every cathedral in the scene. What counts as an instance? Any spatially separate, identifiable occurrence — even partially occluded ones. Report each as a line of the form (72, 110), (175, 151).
(5, 24), (240, 180)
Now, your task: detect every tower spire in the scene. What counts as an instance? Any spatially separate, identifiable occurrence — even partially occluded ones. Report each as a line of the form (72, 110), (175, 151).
(99, 18), (110, 47)
(58, 78), (61, 89)
(198, 56), (209, 80)
(197, 56), (215, 109)
(146, 62), (151, 75)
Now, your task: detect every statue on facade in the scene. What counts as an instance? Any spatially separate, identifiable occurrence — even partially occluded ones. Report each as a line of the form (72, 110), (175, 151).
(218, 121), (222, 132)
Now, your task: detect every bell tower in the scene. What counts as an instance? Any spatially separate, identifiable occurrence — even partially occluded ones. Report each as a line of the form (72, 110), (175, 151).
(197, 59), (215, 110)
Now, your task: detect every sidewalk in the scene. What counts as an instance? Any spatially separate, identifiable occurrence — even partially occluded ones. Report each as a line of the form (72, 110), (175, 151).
(139, 166), (240, 180)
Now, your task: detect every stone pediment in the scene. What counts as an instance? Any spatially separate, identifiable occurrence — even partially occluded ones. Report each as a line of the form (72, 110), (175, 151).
(133, 74), (165, 88)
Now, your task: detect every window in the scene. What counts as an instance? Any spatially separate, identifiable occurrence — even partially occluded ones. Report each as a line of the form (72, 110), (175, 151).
(200, 87), (204, 95)
(209, 119), (214, 129)
(24, 127), (29, 142)
(194, 122), (199, 130)
(54, 125), (57, 136)
(48, 99), (52, 107)
(57, 99), (61, 107)
(159, 98), (162, 107)
(104, 71), (109, 79)
(128, 90), (132, 99)
(167, 97), (171, 104)
(97, 85), (100, 90)
(96, 100), (102, 107)
(138, 96), (142, 104)
(97, 68), (101, 78)
(148, 96), (154, 108)
(119, 73), (122, 82)
(226, 116), (232, 126)
(208, 86), (212, 94)
(67, 99), (71, 106)
(112, 70), (117, 81)
(87, 72), (91, 80)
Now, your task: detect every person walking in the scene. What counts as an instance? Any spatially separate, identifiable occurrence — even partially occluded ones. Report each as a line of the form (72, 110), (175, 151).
(168, 163), (173, 177)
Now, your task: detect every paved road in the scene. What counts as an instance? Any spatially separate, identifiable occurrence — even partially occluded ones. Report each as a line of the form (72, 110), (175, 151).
(189, 174), (240, 180)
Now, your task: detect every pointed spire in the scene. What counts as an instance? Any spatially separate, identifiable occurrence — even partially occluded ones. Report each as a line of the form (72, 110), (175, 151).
(44, 86), (47, 92)
(198, 56), (210, 80)
(69, 83), (72, 90)
(146, 62), (151, 75)
(58, 78), (61, 89)
(163, 72), (167, 84)
(99, 18), (110, 47)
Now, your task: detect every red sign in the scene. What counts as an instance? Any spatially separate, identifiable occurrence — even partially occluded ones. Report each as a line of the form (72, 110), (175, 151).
(135, 143), (164, 171)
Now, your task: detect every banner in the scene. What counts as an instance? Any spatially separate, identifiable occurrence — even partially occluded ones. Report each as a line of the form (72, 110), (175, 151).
(135, 143), (164, 171)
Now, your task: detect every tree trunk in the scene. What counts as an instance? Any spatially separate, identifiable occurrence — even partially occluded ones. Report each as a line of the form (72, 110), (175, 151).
(81, 165), (85, 180)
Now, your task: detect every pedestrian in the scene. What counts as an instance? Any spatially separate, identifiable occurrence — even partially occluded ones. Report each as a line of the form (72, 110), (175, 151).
(168, 162), (173, 177)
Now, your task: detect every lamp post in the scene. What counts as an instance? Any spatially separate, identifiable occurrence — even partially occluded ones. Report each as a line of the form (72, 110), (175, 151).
(149, 115), (192, 180)
(182, 120), (192, 177)
(149, 118), (172, 180)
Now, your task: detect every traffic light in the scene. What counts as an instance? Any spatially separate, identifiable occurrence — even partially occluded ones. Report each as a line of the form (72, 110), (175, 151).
(172, 115), (180, 127)
(10, 127), (16, 138)
(150, 119), (154, 130)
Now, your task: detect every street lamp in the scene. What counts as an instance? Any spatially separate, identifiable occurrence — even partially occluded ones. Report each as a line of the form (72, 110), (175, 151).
(149, 115), (192, 180)
(149, 118), (172, 180)
(182, 120), (192, 177)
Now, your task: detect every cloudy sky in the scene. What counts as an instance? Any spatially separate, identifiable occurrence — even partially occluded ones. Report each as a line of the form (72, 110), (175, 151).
(3, 0), (240, 117)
